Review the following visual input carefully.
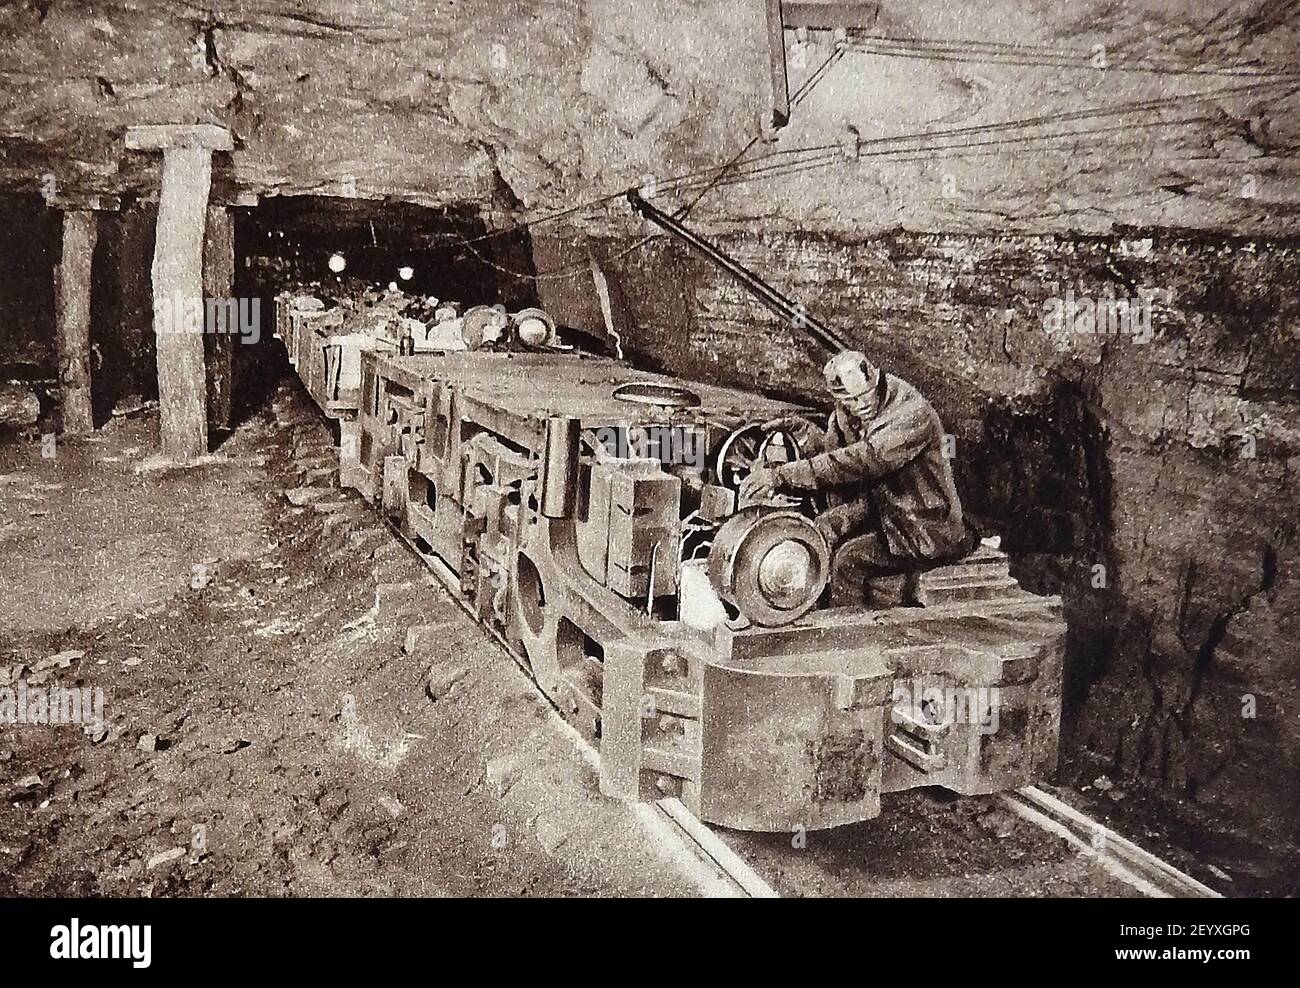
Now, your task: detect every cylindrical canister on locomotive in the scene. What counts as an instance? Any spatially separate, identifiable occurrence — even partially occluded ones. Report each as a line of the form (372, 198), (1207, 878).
(540, 415), (581, 518)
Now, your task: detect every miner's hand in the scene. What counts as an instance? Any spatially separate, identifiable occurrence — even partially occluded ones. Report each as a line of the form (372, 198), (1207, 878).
(741, 467), (780, 501)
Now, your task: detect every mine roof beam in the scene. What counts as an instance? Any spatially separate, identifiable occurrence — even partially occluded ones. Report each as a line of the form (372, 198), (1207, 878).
(124, 124), (234, 153)
(782, 1), (880, 30)
(766, 1), (878, 127)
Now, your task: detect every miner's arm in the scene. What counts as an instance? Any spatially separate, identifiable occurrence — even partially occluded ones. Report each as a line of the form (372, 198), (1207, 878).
(763, 412), (836, 457)
(772, 404), (936, 492)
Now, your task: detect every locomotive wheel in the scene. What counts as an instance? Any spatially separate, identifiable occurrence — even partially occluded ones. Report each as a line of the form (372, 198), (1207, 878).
(514, 553), (547, 637)
(508, 550), (604, 742)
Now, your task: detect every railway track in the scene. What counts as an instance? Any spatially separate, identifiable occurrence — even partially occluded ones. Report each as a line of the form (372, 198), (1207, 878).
(379, 514), (1218, 900)
(387, 526), (772, 896)
(704, 786), (1222, 899)
(655, 798), (780, 898)
(997, 786), (1222, 899)
(655, 788), (1223, 900)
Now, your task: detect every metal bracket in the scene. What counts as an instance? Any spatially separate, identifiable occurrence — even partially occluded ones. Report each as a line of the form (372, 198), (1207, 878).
(887, 703), (950, 772)
(765, 1), (879, 130)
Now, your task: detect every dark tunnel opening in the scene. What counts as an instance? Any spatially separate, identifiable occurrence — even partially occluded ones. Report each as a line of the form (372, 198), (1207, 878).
(235, 195), (540, 306)
(0, 192), (548, 439)
(229, 195), (542, 433)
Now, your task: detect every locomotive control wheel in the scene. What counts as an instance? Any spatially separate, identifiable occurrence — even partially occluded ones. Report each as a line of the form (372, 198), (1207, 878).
(716, 423), (802, 491)
(717, 420), (832, 515)
(721, 422), (830, 515)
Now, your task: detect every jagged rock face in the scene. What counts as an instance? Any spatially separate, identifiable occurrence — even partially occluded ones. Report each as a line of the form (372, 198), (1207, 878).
(1, 0), (1298, 235)
(539, 229), (1300, 842)
(0, 0), (765, 222)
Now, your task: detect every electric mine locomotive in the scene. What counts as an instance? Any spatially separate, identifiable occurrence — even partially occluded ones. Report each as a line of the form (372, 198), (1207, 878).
(274, 200), (1065, 832)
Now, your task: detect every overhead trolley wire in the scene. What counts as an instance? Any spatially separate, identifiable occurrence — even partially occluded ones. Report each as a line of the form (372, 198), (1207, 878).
(654, 75), (1298, 200)
(380, 42), (1298, 284)
(843, 32), (1300, 79)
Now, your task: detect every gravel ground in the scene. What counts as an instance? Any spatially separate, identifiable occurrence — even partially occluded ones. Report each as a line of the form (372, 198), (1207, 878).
(0, 386), (721, 897)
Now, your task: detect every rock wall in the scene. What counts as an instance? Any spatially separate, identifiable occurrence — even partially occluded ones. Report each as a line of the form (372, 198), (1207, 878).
(539, 228), (1300, 843)
(1, 1), (1297, 235)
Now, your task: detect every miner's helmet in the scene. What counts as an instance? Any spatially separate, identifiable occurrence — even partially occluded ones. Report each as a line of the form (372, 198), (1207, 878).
(823, 350), (875, 401)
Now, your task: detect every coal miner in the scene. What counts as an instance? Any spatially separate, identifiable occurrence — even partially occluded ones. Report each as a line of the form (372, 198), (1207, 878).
(742, 351), (973, 605)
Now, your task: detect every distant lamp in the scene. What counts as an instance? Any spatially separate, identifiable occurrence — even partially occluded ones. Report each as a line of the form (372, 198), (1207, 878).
(327, 253), (346, 273)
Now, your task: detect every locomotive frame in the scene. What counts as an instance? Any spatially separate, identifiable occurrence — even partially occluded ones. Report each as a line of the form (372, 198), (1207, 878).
(292, 338), (1068, 833)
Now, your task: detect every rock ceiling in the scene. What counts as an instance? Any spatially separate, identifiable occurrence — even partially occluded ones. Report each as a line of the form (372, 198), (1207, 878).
(1, 0), (1298, 236)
